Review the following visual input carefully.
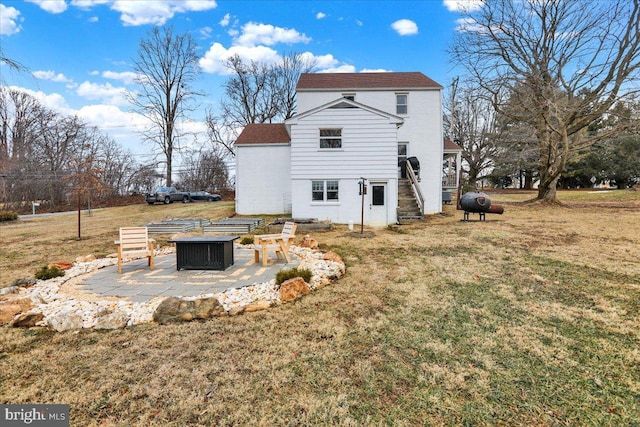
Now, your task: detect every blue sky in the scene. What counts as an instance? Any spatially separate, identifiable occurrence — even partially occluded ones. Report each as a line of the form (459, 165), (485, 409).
(0, 0), (480, 161)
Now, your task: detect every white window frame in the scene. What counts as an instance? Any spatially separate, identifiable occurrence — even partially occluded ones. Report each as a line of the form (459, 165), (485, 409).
(396, 93), (408, 115)
(311, 180), (339, 203)
(319, 128), (342, 149)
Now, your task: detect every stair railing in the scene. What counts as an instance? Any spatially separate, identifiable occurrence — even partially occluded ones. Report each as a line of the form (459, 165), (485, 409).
(405, 160), (424, 215)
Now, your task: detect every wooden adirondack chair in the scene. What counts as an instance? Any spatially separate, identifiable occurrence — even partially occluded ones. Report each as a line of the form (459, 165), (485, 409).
(253, 221), (297, 267)
(116, 227), (155, 274)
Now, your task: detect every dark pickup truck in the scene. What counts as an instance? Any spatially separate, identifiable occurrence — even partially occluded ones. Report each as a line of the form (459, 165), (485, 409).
(146, 187), (190, 204)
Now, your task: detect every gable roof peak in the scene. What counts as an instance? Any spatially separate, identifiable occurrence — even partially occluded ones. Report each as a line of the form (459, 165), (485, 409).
(286, 97), (404, 125)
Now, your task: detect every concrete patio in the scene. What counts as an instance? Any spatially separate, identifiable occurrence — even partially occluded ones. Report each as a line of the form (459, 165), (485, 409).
(77, 245), (300, 303)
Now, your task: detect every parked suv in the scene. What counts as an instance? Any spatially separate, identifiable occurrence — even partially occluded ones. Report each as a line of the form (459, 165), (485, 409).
(146, 187), (190, 204)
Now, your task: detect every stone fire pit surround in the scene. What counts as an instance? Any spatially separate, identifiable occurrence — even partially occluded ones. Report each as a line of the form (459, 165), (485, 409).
(0, 244), (345, 332)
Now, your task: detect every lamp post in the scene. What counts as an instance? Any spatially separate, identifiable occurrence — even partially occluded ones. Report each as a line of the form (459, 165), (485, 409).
(359, 178), (367, 234)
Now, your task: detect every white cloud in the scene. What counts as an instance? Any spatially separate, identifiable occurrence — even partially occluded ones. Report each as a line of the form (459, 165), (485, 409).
(360, 68), (391, 73)
(318, 64), (357, 73)
(71, 0), (217, 26)
(199, 42), (281, 74)
(77, 104), (146, 132)
(391, 19), (418, 36)
(32, 70), (73, 83)
(234, 22), (311, 47)
(89, 16), (99, 22)
(71, 0), (111, 9)
(0, 4), (22, 35)
(316, 12), (326, 19)
(102, 70), (139, 84)
(199, 26), (213, 39)
(355, 20), (363, 27)
(26, 0), (68, 14)
(219, 12), (230, 27)
(76, 81), (129, 106)
(454, 17), (493, 34)
(9, 86), (72, 114)
(443, 0), (485, 12)
(299, 52), (339, 70)
(200, 44), (349, 75)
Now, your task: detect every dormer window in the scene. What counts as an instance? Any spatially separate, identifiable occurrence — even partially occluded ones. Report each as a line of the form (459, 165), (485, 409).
(396, 94), (408, 115)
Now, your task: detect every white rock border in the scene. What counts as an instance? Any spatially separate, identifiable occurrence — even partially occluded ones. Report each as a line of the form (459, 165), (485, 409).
(4, 245), (345, 332)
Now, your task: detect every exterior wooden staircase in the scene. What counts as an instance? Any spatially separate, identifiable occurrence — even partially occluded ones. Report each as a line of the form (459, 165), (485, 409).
(397, 179), (424, 223)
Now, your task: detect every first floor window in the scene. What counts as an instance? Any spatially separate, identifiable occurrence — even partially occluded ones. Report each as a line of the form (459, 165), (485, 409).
(312, 180), (339, 202)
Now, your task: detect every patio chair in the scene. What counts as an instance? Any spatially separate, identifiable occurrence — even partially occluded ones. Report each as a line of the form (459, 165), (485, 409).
(116, 227), (155, 274)
(253, 221), (297, 267)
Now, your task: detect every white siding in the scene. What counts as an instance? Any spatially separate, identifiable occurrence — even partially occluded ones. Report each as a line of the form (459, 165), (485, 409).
(289, 105), (399, 225)
(291, 178), (398, 225)
(290, 108), (398, 179)
(235, 144), (291, 215)
(298, 89), (443, 214)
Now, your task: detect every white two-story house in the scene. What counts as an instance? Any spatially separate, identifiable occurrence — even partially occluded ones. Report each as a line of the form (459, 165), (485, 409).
(235, 72), (455, 226)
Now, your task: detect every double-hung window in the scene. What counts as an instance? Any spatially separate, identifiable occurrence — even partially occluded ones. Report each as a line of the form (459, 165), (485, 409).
(312, 180), (339, 202)
(396, 94), (408, 115)
(320, 129), (342, 149)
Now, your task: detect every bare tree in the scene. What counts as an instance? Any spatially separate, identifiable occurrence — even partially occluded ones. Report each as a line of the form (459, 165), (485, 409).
(179, 145), (230, 192)
(451, 0), (640, 202)
(0, 47), (28, 83)
(444, 78), (500, 187)
(129, 25), (201, 187)
(206, 52), (316, 156)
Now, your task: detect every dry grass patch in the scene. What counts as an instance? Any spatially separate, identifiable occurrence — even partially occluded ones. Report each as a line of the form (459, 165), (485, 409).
(1, 191), (639, 425)
(0, 202), (235, 286)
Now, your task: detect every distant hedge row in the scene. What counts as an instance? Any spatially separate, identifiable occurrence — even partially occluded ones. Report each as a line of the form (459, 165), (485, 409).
(0, 211), (19, 222)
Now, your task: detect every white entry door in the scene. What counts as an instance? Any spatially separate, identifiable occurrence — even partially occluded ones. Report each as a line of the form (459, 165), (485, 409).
(369, 182), (388, 226)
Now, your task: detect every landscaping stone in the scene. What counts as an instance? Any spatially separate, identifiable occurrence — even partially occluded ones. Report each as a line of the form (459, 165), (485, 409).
(300, 235), (319, 249)
(279, 277), (311, 303)
(3, 244), (345, 331)
(75, 254), (96, 263)
(153, 296), (224, 324)
(243, 300), (272, 312)
(0, 297), (33, 324)
(11, 311), (44, 327)
(48, 312), (84, 332)
(49, 261), (73, 270)
(94, 308), (129, 330)
(323, 251), (344, 265)
(12, 278), (37, 288)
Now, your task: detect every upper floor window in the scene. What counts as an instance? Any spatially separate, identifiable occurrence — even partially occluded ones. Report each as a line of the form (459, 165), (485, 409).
(396, 94), (408, 115)
(320, 129), (342, 149)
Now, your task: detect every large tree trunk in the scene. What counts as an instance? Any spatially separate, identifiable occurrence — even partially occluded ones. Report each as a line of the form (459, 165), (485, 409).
(537, 175), (559, 201)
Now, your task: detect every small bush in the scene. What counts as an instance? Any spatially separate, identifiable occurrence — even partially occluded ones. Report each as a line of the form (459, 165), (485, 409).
(35, 265), (65, 280)
(0, 211), (18, 222)
(239, 236), (254, 245)
(275, 267), (313, 286)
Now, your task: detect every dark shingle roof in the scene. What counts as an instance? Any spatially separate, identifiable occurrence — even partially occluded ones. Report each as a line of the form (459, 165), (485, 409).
(297, 72), (442, 90)
(235, 123), (290, 145)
